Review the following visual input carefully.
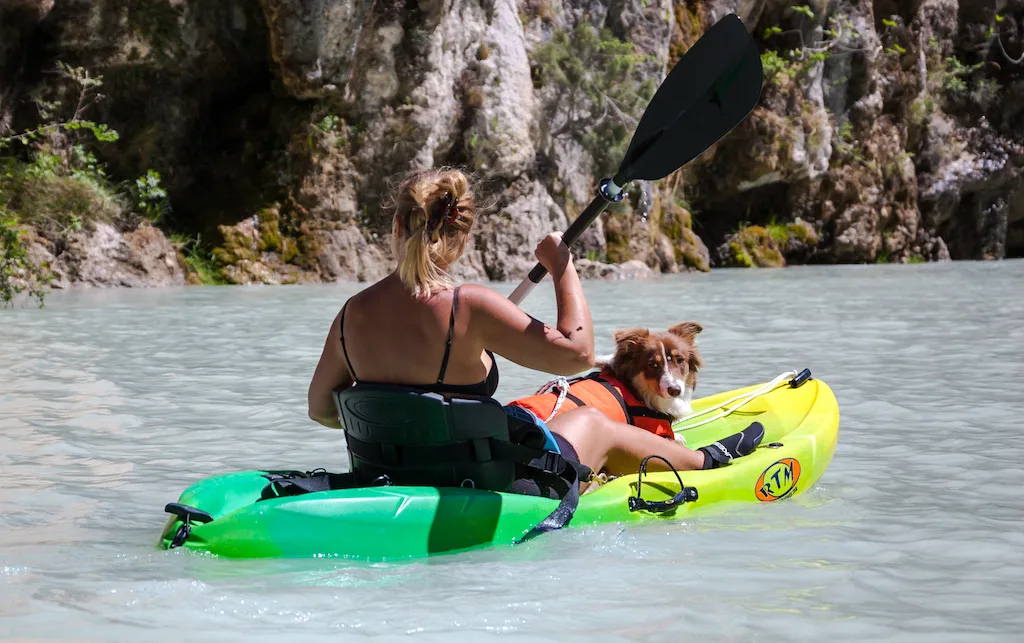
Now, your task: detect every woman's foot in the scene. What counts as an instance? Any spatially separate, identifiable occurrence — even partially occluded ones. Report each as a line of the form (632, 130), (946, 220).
(698, 422), (765, 469)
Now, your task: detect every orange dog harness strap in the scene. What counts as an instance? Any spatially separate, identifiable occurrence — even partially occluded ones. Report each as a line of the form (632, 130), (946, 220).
(578, 372), (632, 421)
(581, 372), (676, 440)
(510, 370), (676, 440)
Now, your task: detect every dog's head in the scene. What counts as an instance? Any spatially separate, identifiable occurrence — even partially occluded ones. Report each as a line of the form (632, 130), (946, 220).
(606, 322), (703, 418)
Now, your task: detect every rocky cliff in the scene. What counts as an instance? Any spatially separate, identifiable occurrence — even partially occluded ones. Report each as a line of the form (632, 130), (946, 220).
(2, 0), (1022, 295)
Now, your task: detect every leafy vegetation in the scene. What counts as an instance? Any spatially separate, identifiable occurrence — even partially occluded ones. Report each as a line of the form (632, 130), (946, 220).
(767, 220), (790, 245)
(134, 169), (169, 223)
(0, 63), (118, 151)
(530, 22), (656, 176)
(171, 233), (226, 285)
(0, 61), (174, 306)
(1, 209), (49, 308)
(760, 5), (868, 87)
(913, 16), (1018, 112)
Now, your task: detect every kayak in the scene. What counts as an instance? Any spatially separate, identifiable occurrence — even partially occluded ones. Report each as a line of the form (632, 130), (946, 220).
(158, 370), (839, 560)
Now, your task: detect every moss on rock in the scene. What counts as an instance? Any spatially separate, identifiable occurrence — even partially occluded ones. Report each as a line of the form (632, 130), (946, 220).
(678, 225), (710, 271)
(787, 220), (817, 244)
(256, 207), (282, 252)
(213, 218), (259, 265)
(658, 199), (709, 272)
(719, 225), (786, 268)
(604, 213), (632, 264)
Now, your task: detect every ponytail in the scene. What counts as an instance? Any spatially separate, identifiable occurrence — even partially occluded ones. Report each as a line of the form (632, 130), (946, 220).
(390, 168), (477, 298)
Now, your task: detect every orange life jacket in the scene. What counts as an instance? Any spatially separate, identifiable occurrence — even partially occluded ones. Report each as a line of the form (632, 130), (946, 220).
(508, 369), (676, 439)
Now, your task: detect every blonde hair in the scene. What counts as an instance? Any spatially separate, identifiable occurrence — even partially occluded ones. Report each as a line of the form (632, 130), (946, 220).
(390, 167), (477, 298)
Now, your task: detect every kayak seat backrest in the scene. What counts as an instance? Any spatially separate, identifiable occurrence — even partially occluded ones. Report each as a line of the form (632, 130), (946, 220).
(333, 382), (516, 490)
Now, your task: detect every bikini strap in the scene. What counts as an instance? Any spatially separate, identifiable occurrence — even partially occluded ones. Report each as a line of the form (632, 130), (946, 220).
(437, 287), (460, 384)
(339, 300), (358, 381)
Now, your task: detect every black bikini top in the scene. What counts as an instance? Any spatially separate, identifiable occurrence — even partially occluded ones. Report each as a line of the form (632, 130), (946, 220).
(339, 286), (499, 397)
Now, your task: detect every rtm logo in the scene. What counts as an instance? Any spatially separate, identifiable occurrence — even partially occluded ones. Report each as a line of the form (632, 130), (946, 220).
(754, 458), (801, 502)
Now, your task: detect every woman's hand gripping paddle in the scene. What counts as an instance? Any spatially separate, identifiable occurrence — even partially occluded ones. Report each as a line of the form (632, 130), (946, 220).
(508, 13), (763, 305)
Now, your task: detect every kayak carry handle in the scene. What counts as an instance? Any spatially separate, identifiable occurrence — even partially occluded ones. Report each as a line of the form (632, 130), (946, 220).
(789, 368), (812, 388)
(165, 503), (214, 524)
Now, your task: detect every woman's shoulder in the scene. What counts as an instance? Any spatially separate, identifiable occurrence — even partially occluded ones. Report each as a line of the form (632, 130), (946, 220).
(457, 283), (531, 332)
(456, 283), (506, 310)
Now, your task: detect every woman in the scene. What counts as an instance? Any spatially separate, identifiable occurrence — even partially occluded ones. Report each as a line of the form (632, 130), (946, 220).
(308, 167), (760, 483)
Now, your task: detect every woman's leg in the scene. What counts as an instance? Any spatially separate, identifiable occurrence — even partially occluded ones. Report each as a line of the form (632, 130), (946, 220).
(546, 407), (705, 476)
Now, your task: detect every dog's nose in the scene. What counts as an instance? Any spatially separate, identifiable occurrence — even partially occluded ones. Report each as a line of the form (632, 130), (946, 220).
(667, 385), (681, 397)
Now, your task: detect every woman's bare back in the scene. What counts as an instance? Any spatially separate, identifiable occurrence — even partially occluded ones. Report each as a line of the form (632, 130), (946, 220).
(339, 274), (493, 387)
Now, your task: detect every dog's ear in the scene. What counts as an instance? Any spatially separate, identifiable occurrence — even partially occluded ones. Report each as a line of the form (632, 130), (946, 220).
(688, 349), (703, 373)
(613, 328), (649, 348)
(668, 322), (703, 340)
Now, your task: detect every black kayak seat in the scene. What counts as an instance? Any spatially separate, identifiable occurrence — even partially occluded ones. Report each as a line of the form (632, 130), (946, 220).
(335, 382), (536, 491)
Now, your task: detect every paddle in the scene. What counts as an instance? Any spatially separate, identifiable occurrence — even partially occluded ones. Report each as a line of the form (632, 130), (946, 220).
(508, 13), (763, 305)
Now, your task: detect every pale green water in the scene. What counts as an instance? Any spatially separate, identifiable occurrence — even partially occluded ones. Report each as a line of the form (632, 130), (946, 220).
(2, 262), (1023, 641)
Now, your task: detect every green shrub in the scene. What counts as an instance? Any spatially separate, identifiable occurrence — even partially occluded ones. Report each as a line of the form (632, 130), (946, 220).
(760, 50), (790, 83)
(172, 233), (226, 285)
(531, 23), (656, 176)
(767, 218), (790, 245)
(760, 7), (866, 88)
(1, 157), (121, 240)
(0, 62), (118, 151)
(0, 60), (124, 240)
(1, 211), (49, 308)
(134, 169), (169, 223)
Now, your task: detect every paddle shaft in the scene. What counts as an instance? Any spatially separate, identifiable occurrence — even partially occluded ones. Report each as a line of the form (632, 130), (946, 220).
(507, 177), (624, 306)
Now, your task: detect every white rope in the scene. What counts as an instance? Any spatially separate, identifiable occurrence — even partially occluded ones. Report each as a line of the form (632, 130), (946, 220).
(673, 371), (798, 433)
(532, 369), (799, 434)
(534, 376), (571, 422)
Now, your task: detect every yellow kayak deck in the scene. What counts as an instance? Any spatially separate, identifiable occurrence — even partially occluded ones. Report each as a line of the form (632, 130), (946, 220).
(573, 374), (840, 523)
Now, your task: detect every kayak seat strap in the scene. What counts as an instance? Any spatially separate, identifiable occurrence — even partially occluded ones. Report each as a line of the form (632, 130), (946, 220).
(343, 432), (589, 480)
(259, 470), (358, 500)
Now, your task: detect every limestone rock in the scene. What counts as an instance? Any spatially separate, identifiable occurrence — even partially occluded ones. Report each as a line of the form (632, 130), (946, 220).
(917, 114), (1024, 260)
(478, 178), (568, 281)
(466, 0), (537, 177)
(49, 223), (185, 288)
(575, 258), (654, 280)
(312, 224), (391, 283)
(261, 0), (374, 100)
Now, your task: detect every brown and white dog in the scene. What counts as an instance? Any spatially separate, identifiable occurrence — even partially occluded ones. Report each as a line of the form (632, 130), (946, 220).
(510, 322), (703, 439)
(600, 322), (704, 420)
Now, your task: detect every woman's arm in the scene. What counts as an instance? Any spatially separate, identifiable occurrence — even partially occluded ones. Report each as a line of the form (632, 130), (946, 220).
(307, 310), (353, 428)
(467, 233), (595, 375)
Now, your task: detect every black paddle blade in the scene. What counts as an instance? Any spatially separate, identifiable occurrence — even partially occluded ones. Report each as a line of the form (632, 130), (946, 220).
(617, 14), (763, 183)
